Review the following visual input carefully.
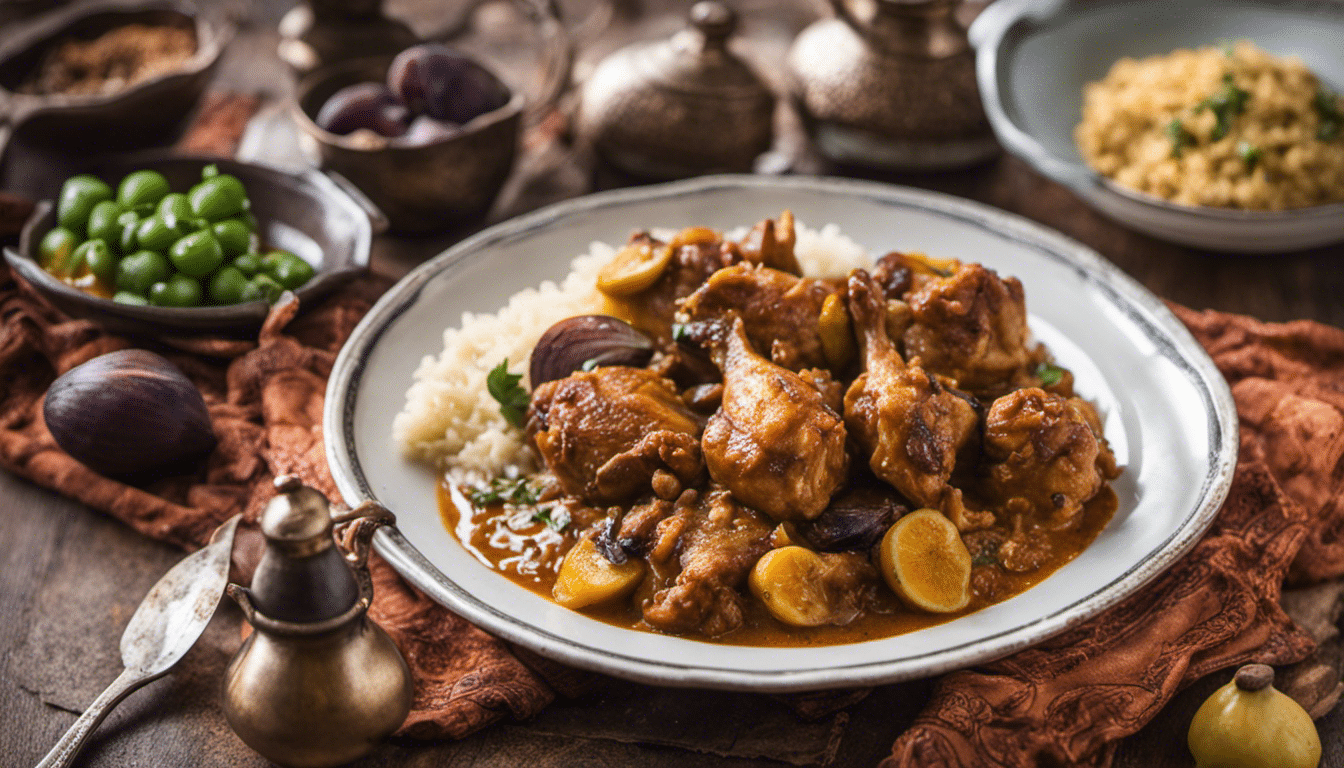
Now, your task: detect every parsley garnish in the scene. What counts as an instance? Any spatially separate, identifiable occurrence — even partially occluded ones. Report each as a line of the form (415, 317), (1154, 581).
(468, 477), (540, 507)
(1196, 73), (1250, 141)
(1315, 90), (1341, 141)
(487, 359), (530, 429)
(670, 323), (691, 343)
(1166, 118), (1195, 158)
(1036, 362), (1064, 386)
(1236, 141), (1262, 172)
(972, 553), (999, 568)
(532, 506), (569, 532)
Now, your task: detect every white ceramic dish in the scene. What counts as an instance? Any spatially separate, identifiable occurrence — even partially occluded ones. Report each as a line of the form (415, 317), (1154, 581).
(324, 175), (1237, 691)
(969, 0), (1344, 253)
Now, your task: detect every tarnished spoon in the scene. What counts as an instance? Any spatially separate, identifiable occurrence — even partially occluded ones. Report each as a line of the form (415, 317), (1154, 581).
(35, 515), (240, 768)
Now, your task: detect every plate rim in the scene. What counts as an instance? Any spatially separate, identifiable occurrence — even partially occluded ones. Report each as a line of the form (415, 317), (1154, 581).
(324, 173), (1239, 691)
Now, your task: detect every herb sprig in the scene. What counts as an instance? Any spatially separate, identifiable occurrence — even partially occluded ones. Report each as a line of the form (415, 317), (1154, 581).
(1035, 362), (1065, 386)
(468, 476), (541, 507)
(1196, 73), (1250, 141)
(487, 359), (530, 429)
(532, 506), (570, 532)
(1315, 90), (1342, 141)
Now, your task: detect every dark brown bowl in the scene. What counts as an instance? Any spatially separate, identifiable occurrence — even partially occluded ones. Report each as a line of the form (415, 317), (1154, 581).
(0, 0), (231, 153)
(293, 55), (523, 234)
(3, 153), (383, 338)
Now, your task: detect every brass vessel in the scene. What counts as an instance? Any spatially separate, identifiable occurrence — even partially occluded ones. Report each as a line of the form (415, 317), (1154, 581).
(278, 0), (419, 74)
(788, 0), (998, 169)
(579, 1), (775, 179)
(223, 476), (413, 768)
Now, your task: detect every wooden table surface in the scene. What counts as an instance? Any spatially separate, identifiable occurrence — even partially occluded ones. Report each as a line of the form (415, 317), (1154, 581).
(2, 1), (1343, 766)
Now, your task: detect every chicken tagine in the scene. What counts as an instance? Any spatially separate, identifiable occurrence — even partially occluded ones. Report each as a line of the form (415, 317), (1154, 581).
(439, 213), (1121, 645)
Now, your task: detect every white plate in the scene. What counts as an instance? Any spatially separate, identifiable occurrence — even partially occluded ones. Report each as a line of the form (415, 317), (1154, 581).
(325, 175), (1237, 691)
(970, 0), (1344, 253)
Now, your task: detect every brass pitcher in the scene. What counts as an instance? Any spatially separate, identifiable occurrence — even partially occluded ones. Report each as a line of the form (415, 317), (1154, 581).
(223, 476), (413, 768)
(788, 0), (998, 169)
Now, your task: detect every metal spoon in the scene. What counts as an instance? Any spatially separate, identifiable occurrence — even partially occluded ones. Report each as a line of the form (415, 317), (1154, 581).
(34, 515), (241, 768)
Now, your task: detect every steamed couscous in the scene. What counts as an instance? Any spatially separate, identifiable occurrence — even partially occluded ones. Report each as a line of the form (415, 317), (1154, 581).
(1076, 41), (1344, 210)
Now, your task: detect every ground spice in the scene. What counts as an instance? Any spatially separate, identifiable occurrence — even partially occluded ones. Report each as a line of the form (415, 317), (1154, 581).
(21, 23), (196, 97)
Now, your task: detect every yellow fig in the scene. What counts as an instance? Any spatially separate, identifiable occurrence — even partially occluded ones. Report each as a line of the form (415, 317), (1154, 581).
(1188, 663), (1321, 768)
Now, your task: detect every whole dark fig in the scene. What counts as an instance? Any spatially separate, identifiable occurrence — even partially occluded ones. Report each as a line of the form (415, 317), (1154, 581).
(43, 349), (217, 478)
(387, 44), (510, 125)
(529, 315), (655, 388)
(315, 83), (411, 137)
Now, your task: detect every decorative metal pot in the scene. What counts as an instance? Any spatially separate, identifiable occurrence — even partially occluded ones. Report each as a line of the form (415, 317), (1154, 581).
(222, 476), (413, 768)
(579, 1), (775, 179)
(788, 0), (998, 170)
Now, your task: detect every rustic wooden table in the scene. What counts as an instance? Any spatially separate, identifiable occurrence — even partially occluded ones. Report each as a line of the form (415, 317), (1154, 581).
(2, 1), (1342, 766)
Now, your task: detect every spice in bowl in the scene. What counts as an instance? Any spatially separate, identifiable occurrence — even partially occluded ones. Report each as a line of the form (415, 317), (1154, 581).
(20, 23), (197, 97)
(40, 165), (313, 308)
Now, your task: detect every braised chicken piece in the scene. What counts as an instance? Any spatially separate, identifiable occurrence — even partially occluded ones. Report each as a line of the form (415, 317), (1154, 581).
(642, 490), (774, 636)
(843, 270), (991, 531)
(604, 229), (743, 346)
(737, 210), (802, 275)
(982, 387), (1120, 529)
(527, 366), (704, 505)
(902, 262), (1037, 399)
(688, 315), (849, 521)
(679, 264), (835, 371)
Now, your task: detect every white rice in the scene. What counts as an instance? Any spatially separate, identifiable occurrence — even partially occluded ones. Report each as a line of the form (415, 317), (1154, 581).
(393, 221), (874, 479)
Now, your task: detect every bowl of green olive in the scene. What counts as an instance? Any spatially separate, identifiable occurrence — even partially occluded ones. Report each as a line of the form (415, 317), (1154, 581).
(3, 153), (383, 336)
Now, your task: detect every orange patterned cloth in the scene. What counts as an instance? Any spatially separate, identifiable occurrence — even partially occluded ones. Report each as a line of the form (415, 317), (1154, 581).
(2, 258), (1342, 762)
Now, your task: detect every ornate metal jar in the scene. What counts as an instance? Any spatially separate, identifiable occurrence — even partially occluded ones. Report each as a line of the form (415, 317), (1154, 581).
(579, 1), (775, 179)
(223, 477), (413, 768)
(788, 0), (998, 169)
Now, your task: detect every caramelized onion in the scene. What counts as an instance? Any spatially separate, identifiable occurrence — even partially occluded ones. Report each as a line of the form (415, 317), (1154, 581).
(529, 315), (654, 387)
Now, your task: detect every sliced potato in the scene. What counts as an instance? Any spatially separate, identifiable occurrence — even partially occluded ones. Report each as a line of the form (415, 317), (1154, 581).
(749, 546), (836, 627)
(553, 537), (645, 610)
(597, 241), (674, 297)
(878, 509), (971, 613)
(818, 292), (855, 369)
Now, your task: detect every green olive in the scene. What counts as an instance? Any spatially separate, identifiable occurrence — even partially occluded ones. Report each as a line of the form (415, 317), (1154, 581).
(39, 228), (80, 272)
(168, 230), (224, 278)
(188, 174), (248, 221)
(149, 274), (204, 307)
(263, 251), (315, 290)
(135, 215), (186, 254)
(57, 175), (114, 237)
(113, 291), (150, 306)
(157, 193), (193, 230)
(117, 170), (171, 210)
(208, 266), (249, 305)
(85, 201), (125, 245)
(116, 251), (171, 295)
(240, 273), (284, 303)
(233, 252), (263, 276)
(117, 213), (142, 255)
(71, 240), (116, 281)
(211, 219), (252, 258)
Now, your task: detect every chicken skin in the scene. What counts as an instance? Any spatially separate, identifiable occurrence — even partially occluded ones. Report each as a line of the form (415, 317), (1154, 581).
(902, 263), (1036, 399)
(843, 270), (990, 531)
(528, 366), (703, 504)
(688, 315), (849, 521)
(982, 387), (1120, 529)
(678, 263), (834, 371)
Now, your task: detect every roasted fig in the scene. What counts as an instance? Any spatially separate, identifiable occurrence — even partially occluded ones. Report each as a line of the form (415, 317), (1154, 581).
(43, 349), (216, 478)
(316, 83), (411, 137)
(529, 315), (655, 388)
(387, 44), (510, 125)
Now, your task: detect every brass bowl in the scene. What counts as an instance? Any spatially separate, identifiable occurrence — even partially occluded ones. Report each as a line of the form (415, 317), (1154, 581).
(2, 153), (381, 338)
(292, 55), (523, 234)
(0, 0), (231, 154)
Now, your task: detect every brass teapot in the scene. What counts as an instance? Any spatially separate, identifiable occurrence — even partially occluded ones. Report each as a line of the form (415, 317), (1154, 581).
(788, 0), (998, 169)
(223, 476), (413, 768)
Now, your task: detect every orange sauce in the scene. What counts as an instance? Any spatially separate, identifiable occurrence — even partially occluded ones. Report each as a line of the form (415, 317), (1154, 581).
(438, 479), (1118, 647)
